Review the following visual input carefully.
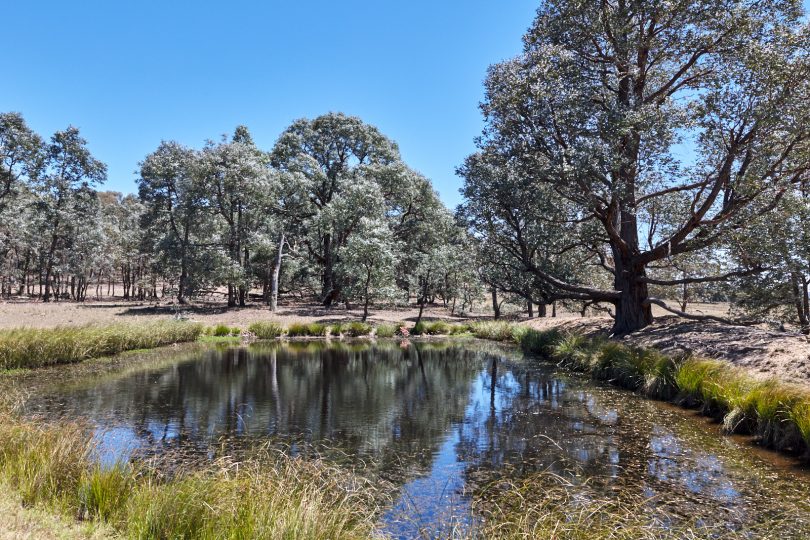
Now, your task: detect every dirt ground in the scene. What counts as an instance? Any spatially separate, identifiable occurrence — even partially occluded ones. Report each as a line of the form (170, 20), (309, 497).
(1, 298), (808, 388)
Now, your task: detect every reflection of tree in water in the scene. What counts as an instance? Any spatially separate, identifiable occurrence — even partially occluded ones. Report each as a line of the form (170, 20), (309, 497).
(29, 341), (484, 481)
(455, 358), (810, 533)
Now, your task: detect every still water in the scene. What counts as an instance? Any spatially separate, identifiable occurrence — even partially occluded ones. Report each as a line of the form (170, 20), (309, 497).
(21, 339), (810, 537)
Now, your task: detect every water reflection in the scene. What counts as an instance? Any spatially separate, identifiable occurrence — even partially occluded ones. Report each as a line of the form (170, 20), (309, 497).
(22, 340), (810, 537)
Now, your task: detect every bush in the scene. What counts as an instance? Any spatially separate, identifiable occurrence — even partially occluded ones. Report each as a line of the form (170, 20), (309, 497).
(0, 321), (205, 370)
(247, 322), (284, 339)
(411, 322), (427, 335)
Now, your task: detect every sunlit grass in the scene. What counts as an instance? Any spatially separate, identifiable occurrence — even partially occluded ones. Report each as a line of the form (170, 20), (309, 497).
(374, 324), (397, 338)
(287, 322), (328, 337)
(0, 401), (384, 540)
(247, 321), (285, 339)
(0, 322), (204, 370)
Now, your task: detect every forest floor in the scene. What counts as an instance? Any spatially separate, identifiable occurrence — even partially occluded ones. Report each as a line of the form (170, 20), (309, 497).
(1, 298), (808, 387)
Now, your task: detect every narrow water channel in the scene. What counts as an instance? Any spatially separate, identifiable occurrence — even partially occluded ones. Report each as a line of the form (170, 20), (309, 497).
(20, 340), (810, 537)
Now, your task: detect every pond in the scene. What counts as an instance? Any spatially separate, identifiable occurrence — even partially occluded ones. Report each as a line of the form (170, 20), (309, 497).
(20, 339), (810, 537)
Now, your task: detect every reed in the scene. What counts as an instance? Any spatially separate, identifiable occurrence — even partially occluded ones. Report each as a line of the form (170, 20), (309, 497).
(374, 324), (397, 338)
(247, 321), (285, 339)
(0, 321), (204, 370)
(344, 322), (372, 337)
(287, 323), (328, 337)
(469, 321), (522, 342)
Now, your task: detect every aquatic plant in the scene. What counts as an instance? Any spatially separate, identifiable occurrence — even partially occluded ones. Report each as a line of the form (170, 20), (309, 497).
(247, 322), (285, 339)
(0, 321), (204, 370)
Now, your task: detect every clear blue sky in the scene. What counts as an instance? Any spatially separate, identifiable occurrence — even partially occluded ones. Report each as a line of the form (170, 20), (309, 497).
(2, 1), (539, 209)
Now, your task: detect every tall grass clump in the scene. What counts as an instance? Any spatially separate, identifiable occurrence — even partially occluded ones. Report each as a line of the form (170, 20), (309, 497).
(519, 328), (563, 357)
(0, 321), (204, 370)
(329, 323), (344, 337)
(126, 455), (381, 540)
(212, 324), (232, 337)
(374, 324), (397, 338)
(425, 321), (451, 335)
(248, 322), (285, 339)
(344, 322), (372, 337)
(470, 321), (521, 342)
(287, 323), (328, 337)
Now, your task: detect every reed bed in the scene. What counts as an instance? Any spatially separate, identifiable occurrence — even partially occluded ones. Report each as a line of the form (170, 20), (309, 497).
(473, 471), (784, 539)
(0, 321), (204, 370)
(469, 323), (810, 458)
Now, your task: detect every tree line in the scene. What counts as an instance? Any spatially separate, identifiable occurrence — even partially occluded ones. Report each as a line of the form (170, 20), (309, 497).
(0, 112), (480, 321)
(3, 0), (810, 334)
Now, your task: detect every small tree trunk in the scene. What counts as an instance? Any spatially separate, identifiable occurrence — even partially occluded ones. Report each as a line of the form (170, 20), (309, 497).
(527, 298), (534, 318)
(491, 287), (500, 319)
(361, 267), (372, 322)
(270, 231), (284, 312)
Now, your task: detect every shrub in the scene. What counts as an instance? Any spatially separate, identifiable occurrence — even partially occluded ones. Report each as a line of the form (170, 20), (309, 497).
(247, 322), (284, 339)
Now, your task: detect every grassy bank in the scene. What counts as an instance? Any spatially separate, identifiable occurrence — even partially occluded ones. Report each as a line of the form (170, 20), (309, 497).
(463, 321), (810, 458)
(0, 321), (205, 370)
(0, 401), (383, 539)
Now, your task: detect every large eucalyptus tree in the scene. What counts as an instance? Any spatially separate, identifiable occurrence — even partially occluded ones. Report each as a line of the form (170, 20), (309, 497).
(470, 0), (810, 333)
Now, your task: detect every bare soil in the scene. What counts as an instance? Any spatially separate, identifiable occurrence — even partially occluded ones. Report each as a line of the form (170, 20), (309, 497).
(1, 298), (808, 388)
